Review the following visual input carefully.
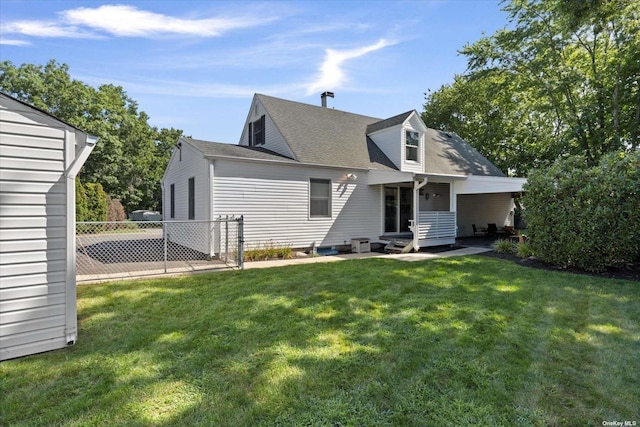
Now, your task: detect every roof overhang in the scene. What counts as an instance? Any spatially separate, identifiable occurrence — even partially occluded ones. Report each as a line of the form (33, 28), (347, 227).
(455, 175), (527, 194)
(368, 169), (466, 186)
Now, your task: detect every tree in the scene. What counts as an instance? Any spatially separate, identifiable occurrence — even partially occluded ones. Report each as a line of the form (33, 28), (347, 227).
(423, 0), (640, 174)
(0, 60), (182, 213)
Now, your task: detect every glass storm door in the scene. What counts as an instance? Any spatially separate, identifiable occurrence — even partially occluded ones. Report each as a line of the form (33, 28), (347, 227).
(384, 186), (412, 233)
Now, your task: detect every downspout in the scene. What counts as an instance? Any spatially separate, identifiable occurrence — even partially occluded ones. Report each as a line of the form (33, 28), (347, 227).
(412, 177), (428, 251)
(64, 133), (98, 346)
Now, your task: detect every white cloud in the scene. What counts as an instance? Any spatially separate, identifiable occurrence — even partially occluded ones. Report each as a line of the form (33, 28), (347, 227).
(306, 39), (396, 95)
(0, 37), (31, 46)
(62, 5), (263, 37)
(1, 20), (96, 39)
(1, 4), (277, 39)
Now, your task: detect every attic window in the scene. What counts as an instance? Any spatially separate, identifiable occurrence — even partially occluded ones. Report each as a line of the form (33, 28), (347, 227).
(249, 115), (265, 146)
(405, 130), (419, 161)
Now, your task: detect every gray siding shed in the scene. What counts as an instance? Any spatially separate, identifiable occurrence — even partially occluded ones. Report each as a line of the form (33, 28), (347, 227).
(0, 93), (96, 361)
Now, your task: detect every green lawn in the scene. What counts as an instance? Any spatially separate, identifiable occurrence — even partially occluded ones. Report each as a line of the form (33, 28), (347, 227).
(1, 256), (638, 426)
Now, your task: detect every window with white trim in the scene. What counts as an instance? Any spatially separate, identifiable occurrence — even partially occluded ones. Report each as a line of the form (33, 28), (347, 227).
(310, 178), (331, 218)
(188, 177), (195, 220)
(248, 115), (265, 146)
(405, 130), (419, 161)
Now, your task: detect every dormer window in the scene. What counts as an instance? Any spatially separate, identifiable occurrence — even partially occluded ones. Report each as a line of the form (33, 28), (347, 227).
(249, 115), (265, 146)
(405, 130), (419, 161)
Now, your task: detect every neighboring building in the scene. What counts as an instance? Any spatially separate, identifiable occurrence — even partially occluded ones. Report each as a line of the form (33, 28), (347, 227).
(0, 93), (97, 361)
(162, 93), (525, 254)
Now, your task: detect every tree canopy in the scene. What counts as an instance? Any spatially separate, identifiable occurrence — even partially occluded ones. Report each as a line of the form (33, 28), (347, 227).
(423, 0), (640, 175)
(0, 60), (182, 212)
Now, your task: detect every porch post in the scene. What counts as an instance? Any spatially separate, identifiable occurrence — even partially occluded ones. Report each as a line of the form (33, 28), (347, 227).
(450, 181), (457, 237)
(413, 178), (428, 250)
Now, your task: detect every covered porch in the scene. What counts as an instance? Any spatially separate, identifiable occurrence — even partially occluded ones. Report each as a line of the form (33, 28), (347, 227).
(369, 170), (527, 252)
(369, 170), (464, 251)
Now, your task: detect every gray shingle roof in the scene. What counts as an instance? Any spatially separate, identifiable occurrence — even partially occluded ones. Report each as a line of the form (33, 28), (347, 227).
(183, 94), (505, 177)
(256, 94), (396, 170)
(423, 129), (506, 176)
(366, 111), (414, 134)
(184, 138), (297, 163)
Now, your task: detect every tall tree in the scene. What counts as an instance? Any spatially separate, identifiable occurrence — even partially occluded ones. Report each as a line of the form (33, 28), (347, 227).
(0, 60), (182, 212)
(423, 0), (640, 175)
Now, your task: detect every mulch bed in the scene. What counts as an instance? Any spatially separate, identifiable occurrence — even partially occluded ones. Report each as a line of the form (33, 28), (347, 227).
(480, 251), (640, 282)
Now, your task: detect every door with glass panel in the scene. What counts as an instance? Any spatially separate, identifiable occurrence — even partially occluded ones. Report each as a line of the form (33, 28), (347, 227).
(384, 186), (412, 233)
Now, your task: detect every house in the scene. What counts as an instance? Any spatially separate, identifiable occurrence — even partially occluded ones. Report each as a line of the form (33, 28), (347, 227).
(0, 93), (97, 361)
(162, 93), (525, 254)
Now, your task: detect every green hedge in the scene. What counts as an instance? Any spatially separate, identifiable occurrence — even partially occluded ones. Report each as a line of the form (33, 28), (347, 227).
(76, 178), (108, 222)
(522, 151), (640, 272)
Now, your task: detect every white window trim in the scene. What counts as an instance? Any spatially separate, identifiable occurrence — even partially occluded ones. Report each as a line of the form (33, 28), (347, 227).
(309, 178), (332, 220)
(405, 129), (420, 163)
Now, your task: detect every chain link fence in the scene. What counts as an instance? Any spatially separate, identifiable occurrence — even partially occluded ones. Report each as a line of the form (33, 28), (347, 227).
(76, 216), (243, 282)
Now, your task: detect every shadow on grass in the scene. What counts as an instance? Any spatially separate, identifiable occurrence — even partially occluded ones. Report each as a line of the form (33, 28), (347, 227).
(2, 257), (639, 426)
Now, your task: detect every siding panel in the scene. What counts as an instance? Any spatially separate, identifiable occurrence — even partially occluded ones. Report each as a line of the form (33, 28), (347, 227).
(213, 160), (383, 248)
(0, 93), (77, 361)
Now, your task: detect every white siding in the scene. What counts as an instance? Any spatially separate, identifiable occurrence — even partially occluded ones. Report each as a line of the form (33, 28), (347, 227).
(0, 96), (75, 361)
(162, 141), (211, 254)
(368, 125), (401, 170)
(213, 160), (383, 248)
(239, 99), (295, 159)
(418, 183), (450, 212)
(456, 193), (515, 237)
(162, 141), (210, 221)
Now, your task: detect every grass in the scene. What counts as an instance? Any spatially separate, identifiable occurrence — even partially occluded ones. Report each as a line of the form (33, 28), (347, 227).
(1, 256), (638, 426)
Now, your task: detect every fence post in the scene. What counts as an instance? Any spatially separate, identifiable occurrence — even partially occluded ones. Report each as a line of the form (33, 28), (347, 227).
(225, 215), (229, 263)
(238, 215), (244, 269)
(163, 222), (168, 273)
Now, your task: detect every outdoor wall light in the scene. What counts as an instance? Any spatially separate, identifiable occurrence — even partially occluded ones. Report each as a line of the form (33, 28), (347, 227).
(346, 173), (357, 181)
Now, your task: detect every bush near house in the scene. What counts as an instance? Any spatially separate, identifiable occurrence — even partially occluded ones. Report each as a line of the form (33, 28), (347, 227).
(522, 151), (640, 272)
(244, 241), (293, 261)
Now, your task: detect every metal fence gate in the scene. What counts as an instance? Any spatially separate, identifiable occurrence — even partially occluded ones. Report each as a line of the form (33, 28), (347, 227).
(76, 216), (244, 282)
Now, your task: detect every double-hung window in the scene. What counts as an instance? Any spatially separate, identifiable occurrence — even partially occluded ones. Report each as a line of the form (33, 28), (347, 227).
(188, 177), (195, 220)
(310, 178), (331, 218)
(248, 115), (265, 146)
(405, 130), (419, 161)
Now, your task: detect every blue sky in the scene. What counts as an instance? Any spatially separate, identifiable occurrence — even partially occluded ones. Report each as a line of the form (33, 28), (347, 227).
(1, 1), (508, 143)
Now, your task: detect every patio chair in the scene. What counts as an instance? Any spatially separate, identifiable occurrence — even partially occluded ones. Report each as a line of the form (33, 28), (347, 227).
(487, 223), (498, 237)
(472, 224), (487, 236)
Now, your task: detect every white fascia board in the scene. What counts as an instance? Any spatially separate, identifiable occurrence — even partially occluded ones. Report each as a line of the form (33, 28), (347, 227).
(455, 175), (527, 194)
(368, 169), (414, 185)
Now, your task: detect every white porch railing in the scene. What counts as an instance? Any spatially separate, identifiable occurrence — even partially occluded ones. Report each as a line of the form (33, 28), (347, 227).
(416, 211), (456, 240)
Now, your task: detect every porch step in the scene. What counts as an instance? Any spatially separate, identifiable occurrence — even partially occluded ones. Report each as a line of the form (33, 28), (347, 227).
(384, 239), (414, 254)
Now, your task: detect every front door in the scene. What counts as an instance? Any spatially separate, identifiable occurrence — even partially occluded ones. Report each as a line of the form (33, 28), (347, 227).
(384, 186), (412, 233)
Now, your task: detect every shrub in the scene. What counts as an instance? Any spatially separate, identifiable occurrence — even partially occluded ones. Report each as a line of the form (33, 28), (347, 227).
(84, 182), (109, 222)
(492, 239), (516, 254)
(107, 198), (126, 222)
(522, 151), (640, 272)
(244, 241), (293, 261)
(75, 177), (89, 222)
(516, 241), (534, 259)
